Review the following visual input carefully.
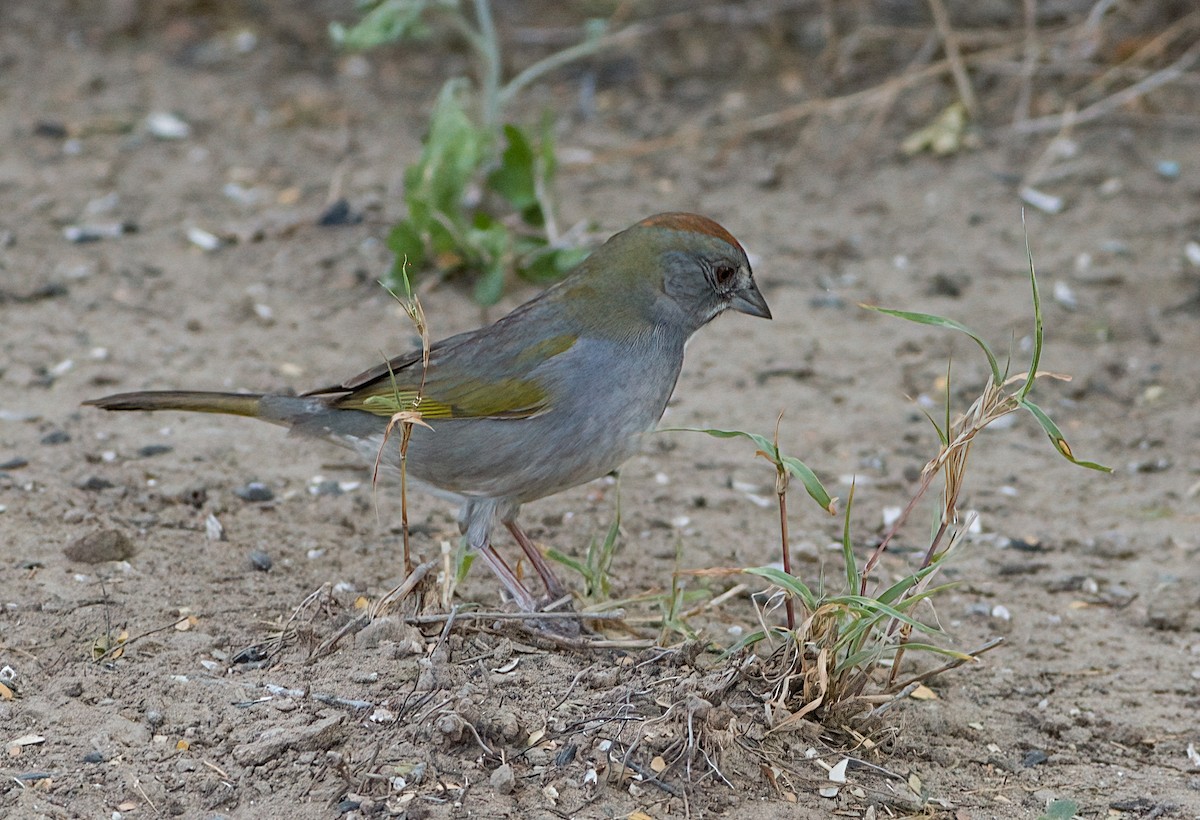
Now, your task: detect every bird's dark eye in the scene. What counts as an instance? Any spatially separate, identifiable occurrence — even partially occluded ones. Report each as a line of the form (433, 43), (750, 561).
(714, 264), (738, 287)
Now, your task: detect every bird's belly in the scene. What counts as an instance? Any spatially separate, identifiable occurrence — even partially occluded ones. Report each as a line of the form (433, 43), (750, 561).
(395, 399), (654, 502)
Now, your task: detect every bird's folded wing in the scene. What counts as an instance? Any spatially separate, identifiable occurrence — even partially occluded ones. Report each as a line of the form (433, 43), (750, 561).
(303, 331), (576, 421)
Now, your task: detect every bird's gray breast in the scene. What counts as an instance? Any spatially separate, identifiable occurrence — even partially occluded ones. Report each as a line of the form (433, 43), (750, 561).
(399, 330), (684, 503)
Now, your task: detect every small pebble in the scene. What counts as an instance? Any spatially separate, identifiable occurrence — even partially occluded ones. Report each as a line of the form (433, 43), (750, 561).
(308, 479), (342, 497)
(186, 226), (223, 252)
(82, 750), (105, 764)
(63, 223), (135, 243)
(0, 457), (28, 470)
(40, 430), (70, 445)
(1185, 241), (1200, 268)
(145, 111), (191, 140)
(136, 444), (173, 458)
(1021, 749), (1049, 767)
(317, 198), (362, 227)
(234, 482), (274, 502)
(1052, 280), (1077, 310)
(1019, 186), (1063, 214)
(34, 121), (68, 139)
(490, 763), (516, 795)
(1155, 160), (1180, 180)
(64, 529), (135, 563)
(248, 549), (272, 571)
(205, 514), (224, 541)
(77, 476), (114, 492)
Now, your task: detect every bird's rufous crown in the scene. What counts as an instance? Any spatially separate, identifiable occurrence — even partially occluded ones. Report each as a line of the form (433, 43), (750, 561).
(638, 213), (744, 254)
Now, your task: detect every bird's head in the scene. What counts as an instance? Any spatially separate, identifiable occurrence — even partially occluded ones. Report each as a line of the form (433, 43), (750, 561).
(568, 213), (771, 336)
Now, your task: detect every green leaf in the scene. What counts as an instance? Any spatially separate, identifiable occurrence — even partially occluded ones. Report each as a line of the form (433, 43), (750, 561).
(386, 221), (426, 273)
(1019, 399), (1111, 472)
(1038, 799), (1079, 820)
(832, 594), (944, 637)
(780, 455), (836, 515)
(864, 305), (1002, 387)
(841, 481), (859, 594)
(487, 124), (539, 216)
(1019, 217), (1043, 400)
(746, 566), (818, 612)
(473, 263), (507, 306)
(330, 0), (433, 51)
(667, 427), (836, 514)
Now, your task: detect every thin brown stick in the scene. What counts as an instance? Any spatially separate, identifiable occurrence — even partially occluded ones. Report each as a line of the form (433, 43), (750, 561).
(1007, 39), (1200, 136)
(92, 615), (194, 663)
(1077, 9), (1200, 101)
(404, 608), (626, 623)
(889, 637), (1006, 691)
(1012, 0), (1039, 127)
(926, 0), (980, 118)
(778, 489), (795, 632)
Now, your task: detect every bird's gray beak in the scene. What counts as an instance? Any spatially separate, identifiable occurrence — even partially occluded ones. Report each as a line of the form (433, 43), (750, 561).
(730, 282), (772, 319)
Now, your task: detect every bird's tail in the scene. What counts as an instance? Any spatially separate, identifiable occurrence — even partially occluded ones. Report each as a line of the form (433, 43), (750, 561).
(84, 390), (266, 418)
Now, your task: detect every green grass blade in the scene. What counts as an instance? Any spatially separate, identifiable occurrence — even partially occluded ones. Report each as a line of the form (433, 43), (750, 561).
(746, 566), (818, 612)
(841, 481), (859, 593)
(666, 427), (835, 514)
(864, 305), (1002, 386)
(1019, 212), (1043, 400)
(832, 595), (944, 637)
(780, 455), (836, 513)
(545, 547), (589, 577)
(1019, 399), (1112, 472)
(874, 563), (943, 605)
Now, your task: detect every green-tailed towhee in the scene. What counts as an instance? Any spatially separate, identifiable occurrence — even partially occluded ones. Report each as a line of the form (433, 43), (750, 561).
(86, 212), (771, 611)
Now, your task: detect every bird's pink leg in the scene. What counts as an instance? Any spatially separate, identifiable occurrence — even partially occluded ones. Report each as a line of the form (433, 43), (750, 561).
(505, 521), (568, 601)
(473, 543), (539, 612)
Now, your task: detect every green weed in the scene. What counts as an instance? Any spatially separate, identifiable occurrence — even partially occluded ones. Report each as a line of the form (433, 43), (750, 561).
(682, 226), (1108, 725)
(332, 0), (613, 304)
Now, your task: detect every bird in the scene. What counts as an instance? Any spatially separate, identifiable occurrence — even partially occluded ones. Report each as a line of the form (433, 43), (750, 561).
(85, 212), (771, 612)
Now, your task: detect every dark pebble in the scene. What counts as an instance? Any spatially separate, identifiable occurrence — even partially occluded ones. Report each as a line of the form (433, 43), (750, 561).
(64, 528), (135, 563)
(317, 198), (362, 227)
(310, 479), (342, 496)
(1007, 536), (1047, 552)
(78, 476), (115, 492)
(1021, 749), (1049, 767)
(234, 482), (274, 502)
(248, 549), (272, 572)
(40, 430), (70, 445)
(136, 444), (174, 458)
(82, 751), (105, 764)
(0, 457), (28, 469)
(34, 120), (68, 138)
(232, 645), (269, 665)
(554, 743), (578, 767)
(336, 800), (361, 815)
(926, 271), (970, 298)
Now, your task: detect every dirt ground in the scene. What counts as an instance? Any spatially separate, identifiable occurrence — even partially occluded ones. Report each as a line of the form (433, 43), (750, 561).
(2, 2), (1199, 818)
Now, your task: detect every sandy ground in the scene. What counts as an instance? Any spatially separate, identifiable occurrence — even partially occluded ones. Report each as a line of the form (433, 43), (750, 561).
(2, 2), (1199, 818)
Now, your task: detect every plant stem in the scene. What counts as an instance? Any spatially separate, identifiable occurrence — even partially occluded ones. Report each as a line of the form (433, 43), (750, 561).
(498, 27), (625, 111)
(471, 0), (502, 130)
(778, 485), (796, 631)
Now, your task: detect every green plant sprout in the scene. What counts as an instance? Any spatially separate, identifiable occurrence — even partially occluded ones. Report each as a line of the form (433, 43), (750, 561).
(545, 486), (623, 601)
(332, 0), (617, 304)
